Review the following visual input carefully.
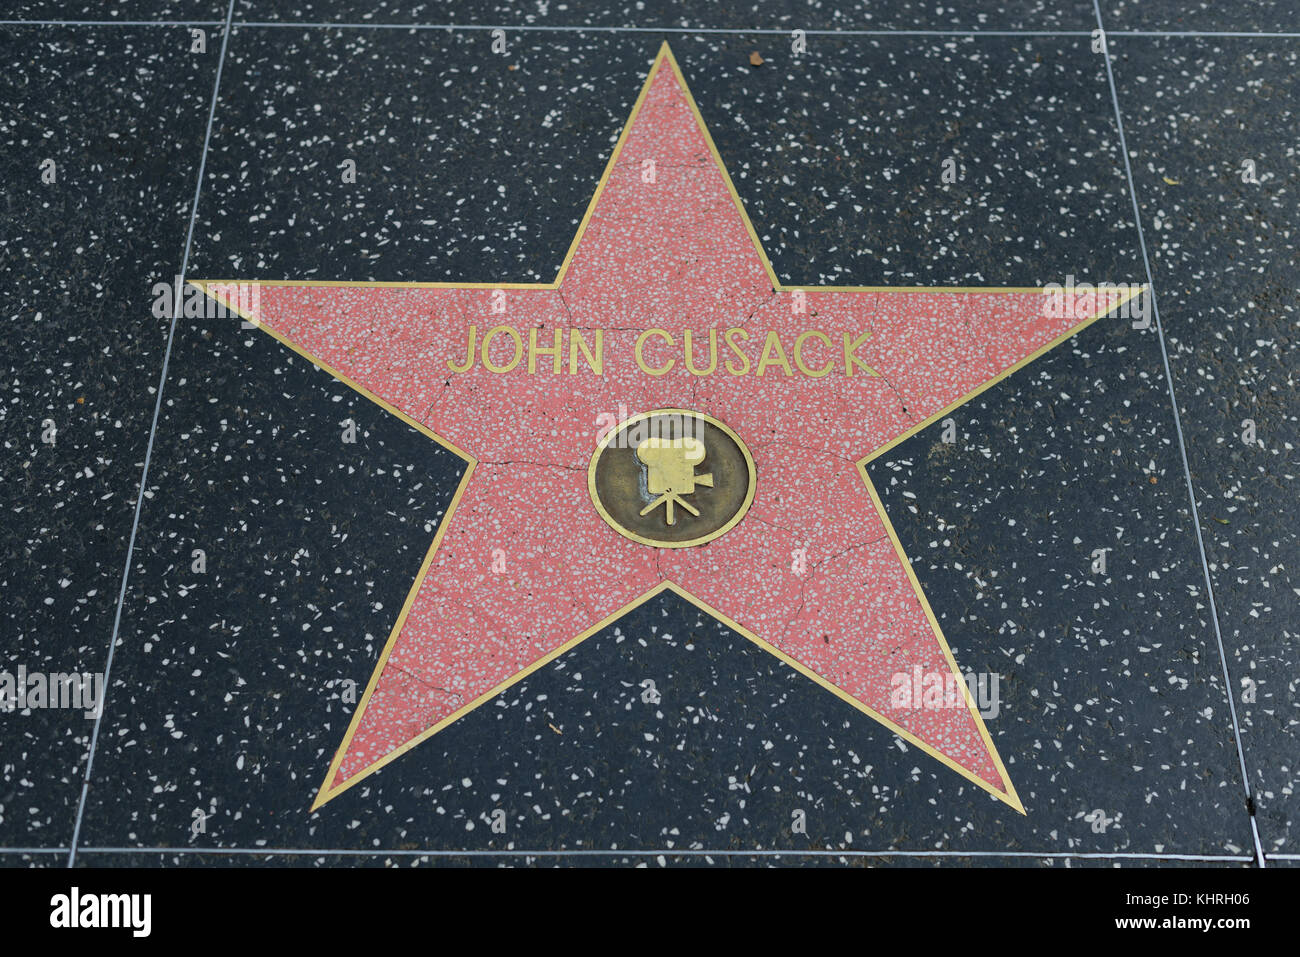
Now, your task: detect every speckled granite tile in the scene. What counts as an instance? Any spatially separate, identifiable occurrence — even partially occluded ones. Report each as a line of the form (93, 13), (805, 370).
(1109, 37), (1299, 854)
(5, 2), (227, 19)
(188, 28), (651, 281)
(0, 851), (68, 867)
(230, 0), (1096, 31)
(39, 24), (1260, 862)
(1102, 1), (1299, 35)
(70, 307), (465, 849)
(0, 27), (218, 848)
(867, 310), (1254, 857)
(676, 33), (1142, 286)
(190, 30), (1141, 287)
(80, 500), (1250, 854)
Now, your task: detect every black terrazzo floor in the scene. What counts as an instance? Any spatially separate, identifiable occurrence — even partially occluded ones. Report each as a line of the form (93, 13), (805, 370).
(1, 2), (1295, 868)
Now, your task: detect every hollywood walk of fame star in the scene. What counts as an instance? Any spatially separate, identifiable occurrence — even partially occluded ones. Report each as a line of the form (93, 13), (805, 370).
(196, 44), (1139, 814)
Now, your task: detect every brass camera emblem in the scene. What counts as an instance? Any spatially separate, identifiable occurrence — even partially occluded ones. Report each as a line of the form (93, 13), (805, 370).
(589, 409), (755, 548)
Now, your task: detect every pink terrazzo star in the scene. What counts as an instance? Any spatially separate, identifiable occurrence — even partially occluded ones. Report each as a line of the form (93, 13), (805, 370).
(199, 45), (1135, 813)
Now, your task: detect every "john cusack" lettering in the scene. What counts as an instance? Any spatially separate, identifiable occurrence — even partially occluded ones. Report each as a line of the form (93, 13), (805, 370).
(447, 326), (880, 378)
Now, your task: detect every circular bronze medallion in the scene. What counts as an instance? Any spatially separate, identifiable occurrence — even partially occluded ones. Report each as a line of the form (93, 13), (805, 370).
(588, 408), (756, 548)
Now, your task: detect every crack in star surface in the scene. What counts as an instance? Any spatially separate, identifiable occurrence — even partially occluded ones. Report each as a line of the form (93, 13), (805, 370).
(479, 459), (585, 472)
(874, 368), (913, 421)
(418, 377), (454, 427)
(777, 532), (891, 646)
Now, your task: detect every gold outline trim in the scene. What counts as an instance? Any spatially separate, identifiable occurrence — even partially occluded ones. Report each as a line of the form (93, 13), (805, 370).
(588, 408), (757, 549)
(192, 42), (1150, 816)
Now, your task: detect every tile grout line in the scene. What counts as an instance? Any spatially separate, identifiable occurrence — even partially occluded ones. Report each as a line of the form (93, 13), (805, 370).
(64, 0), (238, 870)
(6, 843), (1274, 861)
(0, 19), (225, 26)
(2, 848), (71, 855)
(1092, 0), (1266, 869)
(230, 23), (1300, 39)
(62, 847), (1256, 861)
(232, 22), (1090, 35)
(1, 19), (1299, 38)
(1112, 30), (1300, 38)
